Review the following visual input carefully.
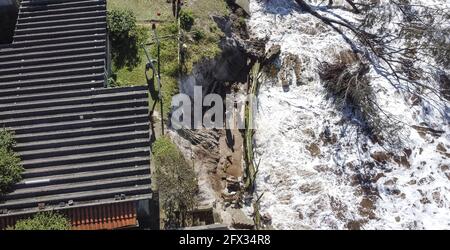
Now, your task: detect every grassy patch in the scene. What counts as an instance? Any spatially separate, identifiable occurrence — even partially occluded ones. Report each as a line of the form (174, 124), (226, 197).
(107, 0), (229, 119)
(111, 48), (149, 87)
(181, 0), (228, 72)
(108, 0), (172, 21)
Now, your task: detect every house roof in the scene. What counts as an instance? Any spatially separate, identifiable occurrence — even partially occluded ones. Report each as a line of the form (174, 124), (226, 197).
(0, 200), (139, 230)
(0, 0), (153, 228)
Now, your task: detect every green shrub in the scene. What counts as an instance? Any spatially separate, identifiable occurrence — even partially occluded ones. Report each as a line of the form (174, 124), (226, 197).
(180, 10), (195, 31)
(152, 137), (197, 228)
(192, 28), (205, 42)
(107, 9), (148, 70)
(0, 128), (15, 150)
(0, 128), (23, 194)
(10, 212), (71, 230)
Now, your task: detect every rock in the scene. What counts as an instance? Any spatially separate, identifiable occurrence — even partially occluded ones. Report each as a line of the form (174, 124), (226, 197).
(279, 53), (302, 86)
(412, 125), (444, 138)
(232, 0), (251, 16)
(313, 164), (332, 172)
(420, 197), (431, 204)
(373, 173), (386, 182)
(384, 179), (396, 186)
(439, 73), (450, 101)
(264, 44), (281, 63)
(227, 180), (241, 192)
(299, 182), (322, 195)
(403, 148), (412, 157)
(303, 128), (316, 139)
(361, 143), (368, 153)
(410, 95), (421, 106)
(306, 143), (321, 157)
(320, 131), (338, 145)
(346, 220), (364, 230)
(359, 197), (376, 219)
(370, 151), (391, 163)
(229, 208), (254, 229)
(437, 142), (447, 152)
(393, 155), (410, 168)
(261, 213), (272, 225)
(432, 191), (441, 204)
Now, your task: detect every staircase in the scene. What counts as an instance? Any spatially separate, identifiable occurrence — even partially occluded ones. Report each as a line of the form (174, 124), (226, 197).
(0, 0), (153, 227)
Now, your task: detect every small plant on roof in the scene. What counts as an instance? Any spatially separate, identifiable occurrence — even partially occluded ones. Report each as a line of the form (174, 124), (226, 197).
(9, 212), (71, 230)
(0, 128), (23, 194)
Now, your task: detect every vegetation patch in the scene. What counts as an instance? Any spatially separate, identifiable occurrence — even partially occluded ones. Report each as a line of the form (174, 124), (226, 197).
(107, 0), (229, 119)
(9, 212), (71, 230)
(180, 9), (194, 31)
(152, 136), (198, 228)
(0, 128), (23, 194)
(107, 9), (149, 71)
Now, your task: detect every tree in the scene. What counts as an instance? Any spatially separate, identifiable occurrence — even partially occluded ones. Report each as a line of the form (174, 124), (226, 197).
(0, 128), (23, 194)
(107, 9), (148, 70)
(9, 212), (71, 230)
(152, 136), (198, 228)
(291, 0), (449, 143)
(179, 9), (195, 31)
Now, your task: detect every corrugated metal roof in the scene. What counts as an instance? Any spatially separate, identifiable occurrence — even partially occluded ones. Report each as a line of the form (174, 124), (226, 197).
(68, 201), (138, 230)
(0, 0), (154, 229)
(0, 201), (138, 230)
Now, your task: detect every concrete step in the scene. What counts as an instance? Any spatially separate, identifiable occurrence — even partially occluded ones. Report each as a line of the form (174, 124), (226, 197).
(0, 98), (149, 120)
(5, 175), (151, 201)
(0, 65), (104, 82)
(13, 27), (105, 42)
(0, 45), (106, 62)
(9, 113), (149, 135)
(21, 146), (151, 169)
(0, 184), (152, 210)
(0, 88), (147, 112)
(16, 129), (150, 152)
(22, 156), (150, 178)
(0, 80), (104, 98)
